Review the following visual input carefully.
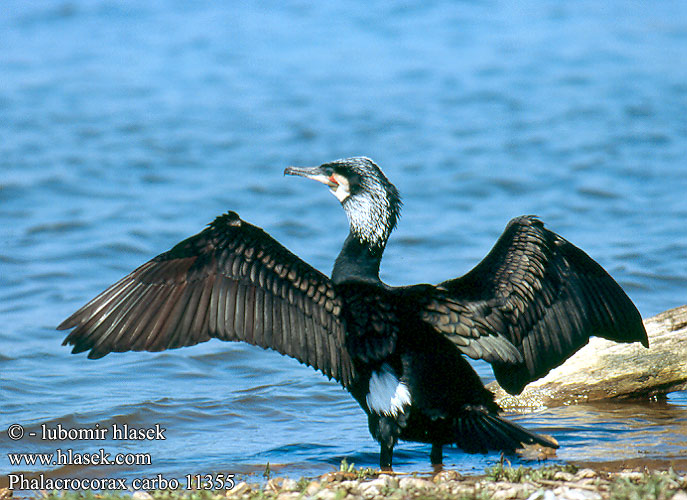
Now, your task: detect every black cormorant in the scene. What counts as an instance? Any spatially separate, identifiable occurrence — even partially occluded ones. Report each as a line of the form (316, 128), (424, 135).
(59, 157), (648, 468)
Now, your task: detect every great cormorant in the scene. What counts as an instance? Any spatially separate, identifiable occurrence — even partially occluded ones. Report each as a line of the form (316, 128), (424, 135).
(59, 157), (648, 468)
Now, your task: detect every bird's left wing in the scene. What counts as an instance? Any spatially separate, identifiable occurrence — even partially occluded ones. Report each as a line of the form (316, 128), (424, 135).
(420, 215), (648, 394)
(59, 211), (355, 387)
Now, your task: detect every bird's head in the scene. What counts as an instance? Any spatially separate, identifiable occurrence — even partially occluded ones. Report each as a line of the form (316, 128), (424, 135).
(285, 157), (402, 251)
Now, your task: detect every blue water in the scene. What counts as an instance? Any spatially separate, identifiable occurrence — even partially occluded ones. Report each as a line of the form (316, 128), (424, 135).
(2, 0), (687, 488)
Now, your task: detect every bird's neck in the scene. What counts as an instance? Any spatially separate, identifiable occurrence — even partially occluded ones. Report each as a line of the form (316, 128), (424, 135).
(332, 232), (384, 284)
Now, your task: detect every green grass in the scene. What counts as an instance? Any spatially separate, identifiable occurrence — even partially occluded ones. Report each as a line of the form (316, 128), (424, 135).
(608, 469), (687, 500)
(337, 458), (377, 480)
(484, 459), (578, 482)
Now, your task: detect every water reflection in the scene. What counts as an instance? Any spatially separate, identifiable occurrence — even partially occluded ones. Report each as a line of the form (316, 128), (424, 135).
(540, 399), (687, 468)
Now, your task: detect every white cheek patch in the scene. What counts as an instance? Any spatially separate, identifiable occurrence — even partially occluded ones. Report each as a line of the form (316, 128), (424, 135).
(330, 174), (351, 202)
(366, 365), (411, 417)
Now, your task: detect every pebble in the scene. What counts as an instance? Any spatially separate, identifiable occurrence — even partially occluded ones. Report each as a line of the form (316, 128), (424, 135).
(228, 481), (251, 497)
(527, 487), (603, 500)
(433, 469), (462, 483)
(357, 480), (381, 499)
(491, 484), (529, 500)
(132, 492), (154, 500)
(376, 474), (399, 488)
(398, 476), (434, 490)
(280, 478), (299, 492)
(553, 486), (602, 500)
(338, 480), (361, 493)
(617, 471), (644, 481)
(275, 493), (301, 500)
(574, 469), (598, 480)
(266, 478), (284, 492)
(313, 489), (339, 500)
(304, 480), (322, 496)
(553, 471), (576, 482)
(526, 491), (557, 500)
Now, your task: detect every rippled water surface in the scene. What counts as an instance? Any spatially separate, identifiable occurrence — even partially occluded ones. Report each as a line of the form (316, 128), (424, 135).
(2, 0), (687, 487)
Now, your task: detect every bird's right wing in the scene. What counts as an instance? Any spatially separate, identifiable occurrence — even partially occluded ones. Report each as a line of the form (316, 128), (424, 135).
(58, 211), (355, 388)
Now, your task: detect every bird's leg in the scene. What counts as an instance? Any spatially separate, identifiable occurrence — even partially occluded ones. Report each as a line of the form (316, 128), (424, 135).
(380, 443), (393, 471)
(370, 414), (400, 471)
(430, 443), (443, 466)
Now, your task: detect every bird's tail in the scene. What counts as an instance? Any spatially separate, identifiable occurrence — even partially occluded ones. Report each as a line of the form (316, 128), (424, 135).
(452, 405), (558, 453)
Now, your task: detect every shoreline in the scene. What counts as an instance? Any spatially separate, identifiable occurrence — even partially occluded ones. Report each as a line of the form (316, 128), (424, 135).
(3, 463), (687, 500)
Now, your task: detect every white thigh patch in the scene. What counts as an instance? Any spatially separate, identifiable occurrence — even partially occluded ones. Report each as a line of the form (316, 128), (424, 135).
(366, 364), (411, 417)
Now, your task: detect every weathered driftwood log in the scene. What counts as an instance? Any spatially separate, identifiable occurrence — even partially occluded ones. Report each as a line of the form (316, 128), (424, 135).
(490, 304), (687, 411)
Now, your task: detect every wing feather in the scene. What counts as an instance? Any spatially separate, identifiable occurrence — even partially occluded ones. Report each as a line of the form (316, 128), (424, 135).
(59, 211), (354, 387)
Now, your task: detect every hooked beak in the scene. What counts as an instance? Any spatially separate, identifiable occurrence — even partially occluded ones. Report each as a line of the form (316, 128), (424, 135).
(284, 165), (338, 189)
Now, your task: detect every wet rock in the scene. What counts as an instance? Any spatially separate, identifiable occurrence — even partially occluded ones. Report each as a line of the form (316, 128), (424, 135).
(433, 469), (462, 483)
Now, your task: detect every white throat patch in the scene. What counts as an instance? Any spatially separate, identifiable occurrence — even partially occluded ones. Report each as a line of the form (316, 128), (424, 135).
(366, 364), (411, 417)
(344, 188), (392, 249)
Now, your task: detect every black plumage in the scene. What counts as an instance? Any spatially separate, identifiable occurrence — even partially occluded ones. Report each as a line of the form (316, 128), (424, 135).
(59, 157), (648, 468)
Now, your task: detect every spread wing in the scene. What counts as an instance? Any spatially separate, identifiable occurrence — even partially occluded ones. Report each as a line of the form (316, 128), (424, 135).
(59, 211), (355, 387)
(421, 215), (648, 394)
